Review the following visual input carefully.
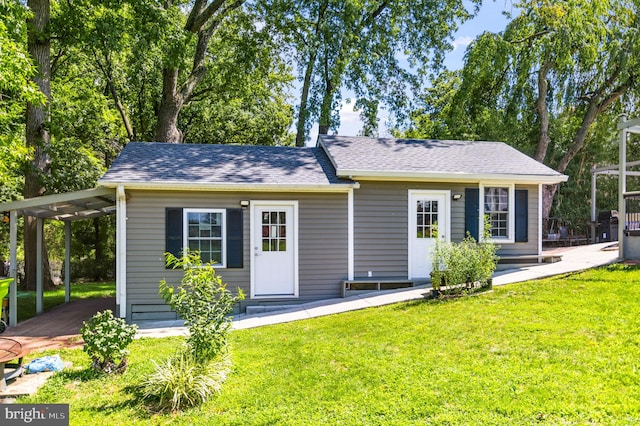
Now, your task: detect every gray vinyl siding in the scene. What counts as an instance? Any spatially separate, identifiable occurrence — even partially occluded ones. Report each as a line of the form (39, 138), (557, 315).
(124, 190), (348, 321)
(353, 181), (467, 279)
(352, 181), (540, 279)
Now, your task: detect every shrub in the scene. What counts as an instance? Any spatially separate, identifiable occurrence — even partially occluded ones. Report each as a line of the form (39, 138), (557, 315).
(159, 251), (245, 363)
(431, 217), (499, 294)
(80, 310), (137, 374)
(141, 351), (230, 412)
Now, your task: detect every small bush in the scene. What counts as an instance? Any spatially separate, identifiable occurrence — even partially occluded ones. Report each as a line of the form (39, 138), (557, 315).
(431, 217), (499, 295)
(80, 310), (137, 374)
(160, 251), (245, 363)
(141, 351), (230, 412)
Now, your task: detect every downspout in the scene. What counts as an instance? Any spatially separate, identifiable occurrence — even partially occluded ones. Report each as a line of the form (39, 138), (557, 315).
(348, 188), (354, 280)
(116, 185), (127, 319)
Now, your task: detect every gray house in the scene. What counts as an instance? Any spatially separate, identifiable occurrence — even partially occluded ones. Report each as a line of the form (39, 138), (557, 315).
(98, 136), (567, 320)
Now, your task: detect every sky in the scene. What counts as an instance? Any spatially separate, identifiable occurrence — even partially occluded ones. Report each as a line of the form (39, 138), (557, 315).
(306, 0), (515, 144)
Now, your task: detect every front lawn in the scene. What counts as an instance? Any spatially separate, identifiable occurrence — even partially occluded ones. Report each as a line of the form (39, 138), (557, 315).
(19, 265), (640, 424)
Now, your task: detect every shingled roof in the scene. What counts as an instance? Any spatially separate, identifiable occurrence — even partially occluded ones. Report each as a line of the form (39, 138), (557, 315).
(319, 135), (567, 184)
(99, 142), (354, 190)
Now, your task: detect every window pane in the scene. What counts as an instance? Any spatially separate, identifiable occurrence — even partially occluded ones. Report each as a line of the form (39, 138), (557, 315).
(262, 212), (269, 224)
(186, 210), (224, 264)
(432, 201), (438, 213)
(270, 212), (277, 224)
(262, 239), (269, 251)
(279, 211), (286, 224)
(271, 239), (277, 251)
(262, 225), (269, 238)
(417, 201), (423, 212)
(279, 239), (286, 251)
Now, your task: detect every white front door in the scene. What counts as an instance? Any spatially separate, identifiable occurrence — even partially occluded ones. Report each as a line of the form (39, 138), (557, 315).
(251, 202), (298, 297)
(408, 190), (450, 279)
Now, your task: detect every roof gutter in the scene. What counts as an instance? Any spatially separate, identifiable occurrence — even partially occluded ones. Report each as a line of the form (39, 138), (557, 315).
(336, 169), (568, 185)
(98, 180), (360, 192)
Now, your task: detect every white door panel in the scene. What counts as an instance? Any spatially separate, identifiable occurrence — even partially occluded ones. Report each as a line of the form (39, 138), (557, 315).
(252, 203), (297, 297)
(409, 191), (450, 279)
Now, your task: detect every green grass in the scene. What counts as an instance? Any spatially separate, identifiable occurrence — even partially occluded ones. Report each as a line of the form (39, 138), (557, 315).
(19, 265), (640, 424)
(15, 282), (115, 322)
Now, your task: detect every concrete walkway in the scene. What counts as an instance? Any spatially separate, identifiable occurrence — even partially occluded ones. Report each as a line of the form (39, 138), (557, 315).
(136, 242), (620, 338)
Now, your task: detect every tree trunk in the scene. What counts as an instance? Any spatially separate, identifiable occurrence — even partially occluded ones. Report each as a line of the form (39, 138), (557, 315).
(541, 184), (557, 220)
(155, 68), (184, 143)
(295, 49), (317, 146)
(318, 55), (335, 135)
(25, 0), (55, 290)
(534, 60), (552, 163)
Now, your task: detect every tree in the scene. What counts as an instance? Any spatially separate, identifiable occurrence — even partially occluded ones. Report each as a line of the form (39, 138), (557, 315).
(259, 0), (478, 146)
(56, 0), (294, 145)
(403, 0), (640, 219)
(153, 0), (247, 143)
(0, 0), (41, 204)
(23, 0), (57, 290)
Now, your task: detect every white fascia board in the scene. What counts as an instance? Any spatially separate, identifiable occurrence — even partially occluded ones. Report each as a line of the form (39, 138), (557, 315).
(98, 181), (359, 193)
(336, 169), (568, 185)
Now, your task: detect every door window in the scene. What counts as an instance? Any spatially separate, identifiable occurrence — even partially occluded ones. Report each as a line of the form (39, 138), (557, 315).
(262, 210), (287, 251)
(416, 200), (438, 238)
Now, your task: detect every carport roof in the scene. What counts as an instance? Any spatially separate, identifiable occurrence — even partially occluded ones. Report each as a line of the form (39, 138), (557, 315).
(0, 187), (116, 221)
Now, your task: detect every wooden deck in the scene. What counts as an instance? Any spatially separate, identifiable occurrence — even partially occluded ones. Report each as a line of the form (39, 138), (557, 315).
(2, 298), (115, 352)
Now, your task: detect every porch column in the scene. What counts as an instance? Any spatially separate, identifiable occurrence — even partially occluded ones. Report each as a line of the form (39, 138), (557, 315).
(65, 220), (71, 303)
(36, 216), (43, 314)
(591, 171), (597, 244)
(538, 184), (543, 261)
(619, 115), (627, 259)
(9, 210), (17, 327)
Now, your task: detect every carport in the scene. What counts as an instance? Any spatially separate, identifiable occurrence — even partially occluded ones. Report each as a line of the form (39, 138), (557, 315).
(0, 187), (116, 326)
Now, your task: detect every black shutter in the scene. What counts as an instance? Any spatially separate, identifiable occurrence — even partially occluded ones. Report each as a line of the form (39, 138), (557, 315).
(465, 188), (480, 240)
(165, 208), (183, 267)
(515, 189), (528, 242)
(226, 209), (243, 268)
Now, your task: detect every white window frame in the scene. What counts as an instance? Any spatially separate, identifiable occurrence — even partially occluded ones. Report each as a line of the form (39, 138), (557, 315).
(479, 183), (515, 244)
(183, 208), (227, 268)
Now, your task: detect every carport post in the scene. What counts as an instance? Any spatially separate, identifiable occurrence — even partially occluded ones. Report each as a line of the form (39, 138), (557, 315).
(9, 210), (17, 327)
(36, 216), (43, 314)
(65, 221), (71, 303)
